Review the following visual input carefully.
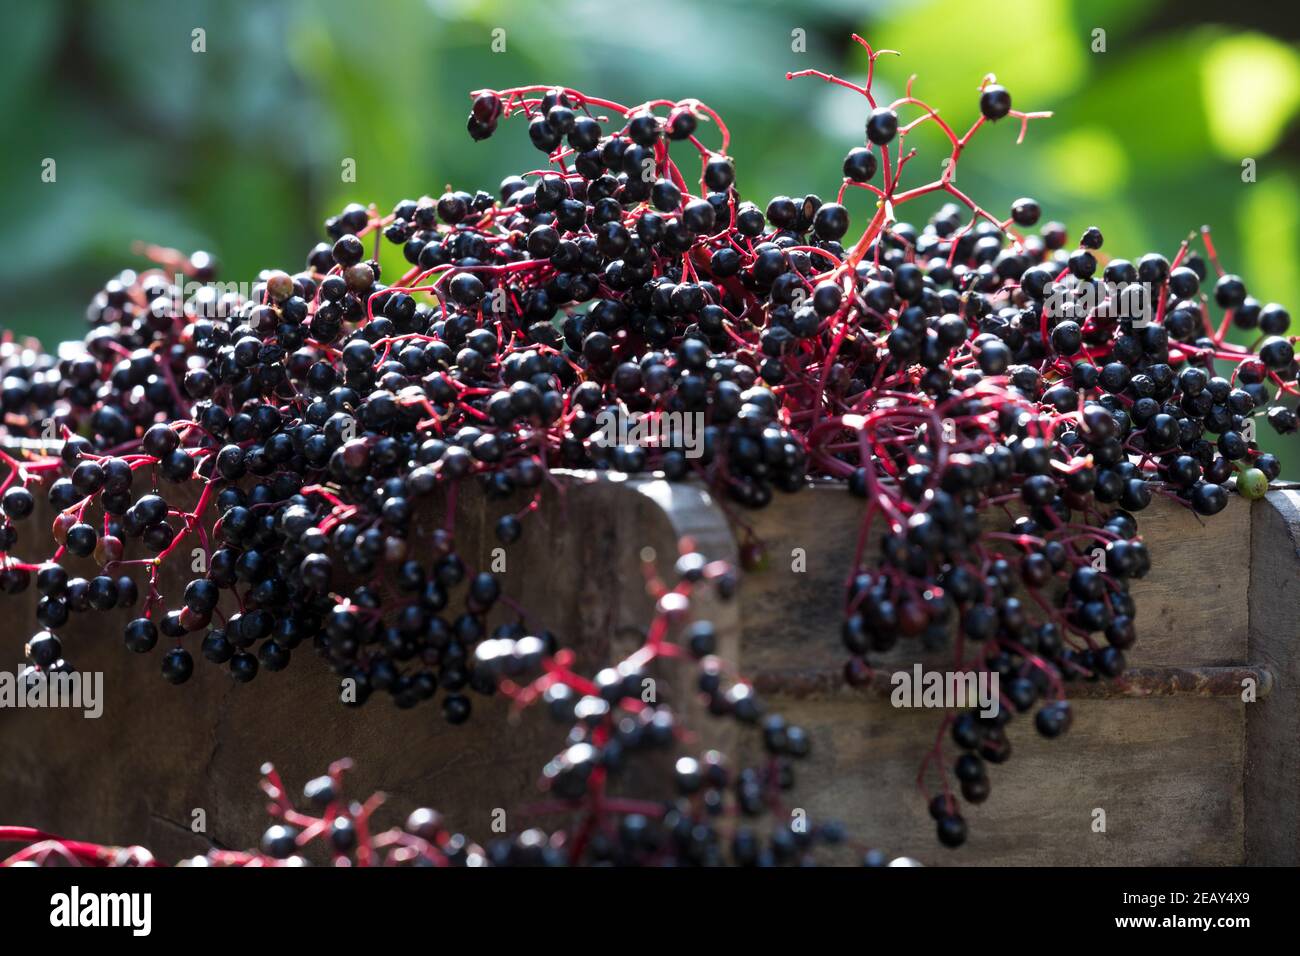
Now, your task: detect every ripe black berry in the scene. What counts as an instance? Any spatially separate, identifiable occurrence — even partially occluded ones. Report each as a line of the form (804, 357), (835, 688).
(979, 84), (1012, 120)
(161, 647), (194, 684)
(1010, 198), (1040, 227)
(865, 108), (898, 145)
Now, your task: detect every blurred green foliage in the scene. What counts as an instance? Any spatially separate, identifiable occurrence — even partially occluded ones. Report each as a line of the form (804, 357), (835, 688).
(2, 0), (1298, 460)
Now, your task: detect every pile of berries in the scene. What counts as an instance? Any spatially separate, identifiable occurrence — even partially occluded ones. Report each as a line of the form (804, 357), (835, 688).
(0, 35), (1294, 850)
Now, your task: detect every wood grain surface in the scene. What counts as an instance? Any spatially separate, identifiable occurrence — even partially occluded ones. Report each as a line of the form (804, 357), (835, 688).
(1246, 488), (1300, 865)
(0, 467), (1293, 866)
(0, 472), (730, 861)
(736, 481), (1251, 676)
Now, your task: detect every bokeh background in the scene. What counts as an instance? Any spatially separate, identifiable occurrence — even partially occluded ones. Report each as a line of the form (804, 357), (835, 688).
(3, 0), (1298, 456)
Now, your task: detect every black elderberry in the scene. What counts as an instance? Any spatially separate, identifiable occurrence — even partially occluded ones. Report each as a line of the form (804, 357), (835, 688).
(1260, 303), (1291, 335)
(1168, 266), (1200, 300)
(1010, 198), (1040, 227)
(843, 147), (878, 182)
(1214, 274), (1247, 309)
(979, 84), (1011, 120)
(202, 630), (235, 663)
(443, 694), (472, 725)
(1075, 226), (1102, 250)
(26, 630), (62, 667)
(261, 824), (298, 860)
(65, 523), (97, 557)
(812, 203), (849, 241)
(936, 813), (968, 847)
(230, 652), (259, 683)
(1260, 336), (1294, 370)
(1035, 701), (1072, 738)
(161, 648), (194, 684)
(1, 487), (33, 520)
(1190, 481), (1228, 515)
(865, 108), (899, 145)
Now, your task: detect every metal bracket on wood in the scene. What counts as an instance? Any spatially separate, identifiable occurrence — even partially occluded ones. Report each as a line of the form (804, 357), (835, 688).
(751, 664), (1273, 701)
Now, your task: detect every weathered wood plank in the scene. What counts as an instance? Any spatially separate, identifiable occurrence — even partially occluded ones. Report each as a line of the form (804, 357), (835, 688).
(720, 483), (1275, 864)
(1246, 488), (1300, 864)
(0, 473), (729, 860)
(734, 696), (1244, 865)
(0, 464), (1290, 866)
(735, 483), (1251, 675)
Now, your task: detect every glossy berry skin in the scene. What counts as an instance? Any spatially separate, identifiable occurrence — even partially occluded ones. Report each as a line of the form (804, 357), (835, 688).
(330, 816), (358, 852)
(202, 630), (235, 663)
(1168, 267), (1200, 300)
(528, 118), (561, 152)
(812, 203), (850, 241)
(230, 652), (259, 683)
(1079, 225), (1104, 249)
(865, 108), (898, 146)
(1035, 701), (1072, 738)
(1010, 198), (1040, 227)
(124, 618), (158, 654)
(1259, 336), (1294, 370)
(765, 196), (797, 228)
(443, 694), (471, 725)
(161, 647), (194, 684)
(142, 423), (179, 457)
(495, 515), (522, 544)
(2, 487), (34, 520)
(936, 814), (967, 848)
(1214, 274), (1247, 309)
(842, 147), (877, 182)
(260, 824), (298, 860)
(65, 523), (97, 557)
(979, 85), (1011, 120)
(259, 640), (291, 672)
(184, 579), (219, 614)
(703, 156), (735, 191)
(1095, 647), (1126, 678)
(1067, 249), (1097, 280)
(26, 631), (62, 667)
(1260, 303), (1291, 335)
(1190, 481), (1222, 520)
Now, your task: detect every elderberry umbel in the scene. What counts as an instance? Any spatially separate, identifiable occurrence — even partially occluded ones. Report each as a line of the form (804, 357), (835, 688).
(0, 34), (1293, 851)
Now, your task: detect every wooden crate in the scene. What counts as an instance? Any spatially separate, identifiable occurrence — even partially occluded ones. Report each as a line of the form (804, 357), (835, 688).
(0, 471), (735, 860)
(0, 468), (1295, 865)
(732, 480), (1300, 865)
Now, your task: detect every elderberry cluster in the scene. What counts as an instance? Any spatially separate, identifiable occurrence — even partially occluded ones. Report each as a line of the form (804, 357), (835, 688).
(4, 554), (903, 867)
(0, 35), (1295, 852)
(832, 209), (1291, 845)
